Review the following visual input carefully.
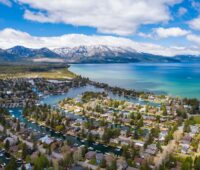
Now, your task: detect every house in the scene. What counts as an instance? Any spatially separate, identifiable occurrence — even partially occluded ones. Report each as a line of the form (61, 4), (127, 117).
(110, 138), (120, 144)
(148, 95), (155, 101)
(144, 143), (158, 156)
(25, 163), (32, 170)
(140, 108), (146, 113)
(181, 144), (190, 154)
(182, 135), (192, 145)
(147, 144), (157, 151)
(119, 136), (132, 145)
(190, 125), (199, 135)
(85, 151), (96, 160)
(39, 135), (54, 145)
(159, 130), (168, 141)
(134, 140), (144, 148)
(120, 130), (127, 136)
(117, 158), (128, 170)
(134, 157), (144, 167)
(96, 153), (104, 164)
(3, 137), (18, 146)
(105, 154), (115, 166)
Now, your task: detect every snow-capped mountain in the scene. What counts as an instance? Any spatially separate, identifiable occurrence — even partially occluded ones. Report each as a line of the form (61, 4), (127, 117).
(53, 45), (178, 63)
(7, 46), (60, 58)
(0, 45), (183, 63)
(54, 45), (137, 58)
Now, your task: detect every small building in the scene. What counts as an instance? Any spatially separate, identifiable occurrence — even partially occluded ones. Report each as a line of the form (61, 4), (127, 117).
(144, 144), (158, 156)
(117, 158), (128, 170)
(25, 163), (32, 170)
(159, 130), (168, 141)
(96, 153), (104, 164)
(105, 154), (115, 166)
(182, 135), (192, 145)
(134, 157), (144, 167)
(190, 125), (199, 135)
(85, 151), (96, 160)
(134, 140), (145, 148)
(3, 137), (18, 146)
(39, 135), (54, 145)
(181, 144), (190, 154)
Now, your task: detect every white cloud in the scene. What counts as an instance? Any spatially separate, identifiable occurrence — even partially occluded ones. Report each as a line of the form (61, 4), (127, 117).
(138, 27), (190, 39)
(154, 27), (190, 38)
(0, 28), (199, 56)
(0, 0), (12, 7)
(188, 16), (200, 30)
(187, 34), (200, 45)
(138, 32), (153, 39)
(17, 0), (182, 36)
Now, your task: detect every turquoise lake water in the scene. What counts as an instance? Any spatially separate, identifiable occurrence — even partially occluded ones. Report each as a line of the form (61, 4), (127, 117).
(70, 63), (200, 99)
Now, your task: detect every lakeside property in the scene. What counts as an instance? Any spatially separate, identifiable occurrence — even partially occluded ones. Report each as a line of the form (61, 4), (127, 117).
(0, 64), (199, 170)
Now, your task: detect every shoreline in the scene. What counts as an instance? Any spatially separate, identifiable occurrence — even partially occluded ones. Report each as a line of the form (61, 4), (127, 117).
(69, 63), (200, 100)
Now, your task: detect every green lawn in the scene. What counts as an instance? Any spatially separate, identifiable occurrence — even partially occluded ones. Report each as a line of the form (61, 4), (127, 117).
(0, 64), (76, 79)
(191, 116), (200, 124)
(188, 116), (200, 125)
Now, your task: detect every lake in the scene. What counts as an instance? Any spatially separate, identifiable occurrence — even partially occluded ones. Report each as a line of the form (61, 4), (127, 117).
(70, 63), (200, 99)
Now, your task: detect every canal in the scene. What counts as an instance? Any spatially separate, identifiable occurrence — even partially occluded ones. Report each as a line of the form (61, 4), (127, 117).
(8, 85), (158, 155)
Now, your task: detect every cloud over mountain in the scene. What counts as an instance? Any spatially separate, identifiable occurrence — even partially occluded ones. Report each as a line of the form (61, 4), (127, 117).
(0, 28), (200, 56)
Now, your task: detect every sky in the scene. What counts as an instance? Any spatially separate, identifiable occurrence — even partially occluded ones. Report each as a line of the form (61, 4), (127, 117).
(0, 0), (200, 56)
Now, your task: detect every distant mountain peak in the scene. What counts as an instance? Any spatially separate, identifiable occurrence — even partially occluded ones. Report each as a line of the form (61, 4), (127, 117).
(53, 45), (137, 58)
(53, 45), (178, 63)
(1, 45), (198, 63)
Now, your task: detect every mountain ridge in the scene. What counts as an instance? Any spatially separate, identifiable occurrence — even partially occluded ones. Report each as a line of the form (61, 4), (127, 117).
(0, 45), (199, 63)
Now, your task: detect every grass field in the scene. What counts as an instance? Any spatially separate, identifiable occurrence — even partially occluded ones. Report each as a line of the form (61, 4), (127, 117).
(187, 115), (200, 125)
(191, 116), (200, 124)
(0, 64), (76, 79)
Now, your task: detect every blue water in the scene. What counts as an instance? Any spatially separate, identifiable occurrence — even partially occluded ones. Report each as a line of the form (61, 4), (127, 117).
(70, 63), (200, 99)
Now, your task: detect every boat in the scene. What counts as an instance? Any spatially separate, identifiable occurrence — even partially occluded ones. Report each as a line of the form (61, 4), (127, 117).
(1, 163), (6, 167)
(88, 147), (94, 150)
(5, 156), (11, 160)
(74, 143), (79, 147)
(16, 159), (22, 164)
(115, 148), (121, 151)
(93, 142), (99, 145)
